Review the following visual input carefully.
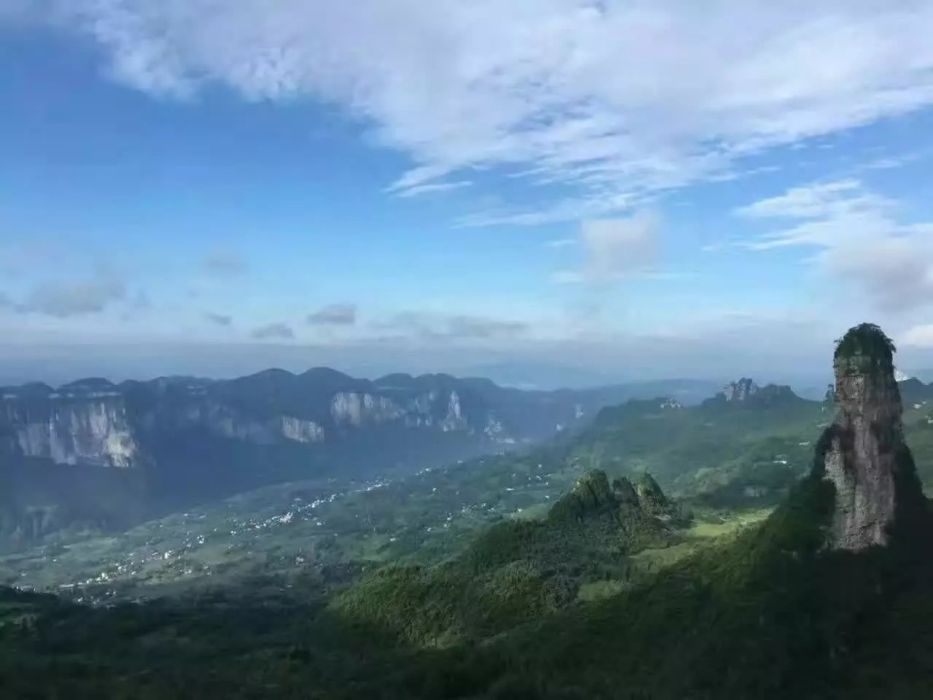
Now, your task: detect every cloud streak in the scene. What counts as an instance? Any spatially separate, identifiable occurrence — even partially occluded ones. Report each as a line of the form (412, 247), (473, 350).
(251, 322), (295, 340)
(379, 312), (529, 341)
(19, 275), (127, 317)
(205, 312), (233, 326)
(392, 180), (472, 198)
(307, 303), (357, 326)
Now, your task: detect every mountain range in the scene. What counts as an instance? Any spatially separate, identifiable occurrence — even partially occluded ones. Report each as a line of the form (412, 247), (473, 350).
(1, 324), (931, 698)
(0, 369), (716, 546)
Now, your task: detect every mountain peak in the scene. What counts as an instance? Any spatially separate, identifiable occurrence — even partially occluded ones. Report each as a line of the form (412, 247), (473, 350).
(547, 469), (681, 526)
(720, 377), (759, 401)
(833, 322), (896, 371)
(819, 323), (924, 550)
(710, 378), (800, 406)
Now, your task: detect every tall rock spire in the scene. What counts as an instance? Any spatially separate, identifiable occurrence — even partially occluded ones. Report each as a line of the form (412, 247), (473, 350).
(819, 323), (921, 550)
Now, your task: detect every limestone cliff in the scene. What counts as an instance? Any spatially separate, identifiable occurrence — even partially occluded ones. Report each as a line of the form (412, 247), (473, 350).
(0, 383), (137, 468)
(0, 369), (639, 543)
(330, 392), (405, 428)
(819, 323), (924, 550)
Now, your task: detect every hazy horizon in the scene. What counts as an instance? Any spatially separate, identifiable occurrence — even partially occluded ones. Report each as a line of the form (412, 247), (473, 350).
(0, 336), (905, 394)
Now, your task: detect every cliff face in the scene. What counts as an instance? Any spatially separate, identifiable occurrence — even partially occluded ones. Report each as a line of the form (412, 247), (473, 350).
(144, 399), (327, 446)
(328, 388), (468, 432)
(0, 384), (138, 468)
(0, 368), (697, 545)
(820, 323), (918, 550)
(0, 371), (618, 478)
(0, 369), (636, 545)
(133, 383), (488, 447)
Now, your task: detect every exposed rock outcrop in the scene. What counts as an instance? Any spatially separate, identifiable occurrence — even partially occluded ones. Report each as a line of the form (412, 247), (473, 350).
(633, 473), (670, 516)
(0, 387), (137, 468)
(548, 469), (679, 525)
(713, 378), (799, 406)
(0, 368), (654, 544)
(279, 416), (325, 443)
(819, 323), (925, 551)
(611, 476), (639, 506)
(330, 392), (405, 427)
(720, 378), (759, 402)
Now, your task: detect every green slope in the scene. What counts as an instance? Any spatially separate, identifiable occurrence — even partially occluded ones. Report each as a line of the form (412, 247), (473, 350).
(2, 374), (933, 698)
(334, 470), (678, 646)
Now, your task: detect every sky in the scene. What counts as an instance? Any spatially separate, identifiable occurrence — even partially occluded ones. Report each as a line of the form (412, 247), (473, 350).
(2, 1), (933, 387)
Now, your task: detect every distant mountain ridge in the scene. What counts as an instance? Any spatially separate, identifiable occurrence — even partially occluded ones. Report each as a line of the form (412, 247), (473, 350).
(0, 368), (713, 546)
(3, 366), (929, 547)
(709, 377), (803, 406)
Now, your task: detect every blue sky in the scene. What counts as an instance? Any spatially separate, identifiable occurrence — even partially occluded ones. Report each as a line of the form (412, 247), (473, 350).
(2, 1), (933, 386)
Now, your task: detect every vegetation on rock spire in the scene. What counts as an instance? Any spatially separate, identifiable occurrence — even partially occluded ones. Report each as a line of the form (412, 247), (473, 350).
(834, 322), (896, 370)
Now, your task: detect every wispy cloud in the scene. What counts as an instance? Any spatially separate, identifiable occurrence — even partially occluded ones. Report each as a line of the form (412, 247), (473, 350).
(19, 1), (933, 222)
(307, 303), (357, 326)
(554, 211), (660, 284)
(737, 179), (933, 311)
(18, 273), (127, 317)
(251, 322), (295, 340)
(857, 151), (926, 172)
(902, 324), (933, 348)
(392, 180), (472, 198)
(735, 179), (889, 227)
(205, 312), (233, 326)
(379, 311), (529, 341)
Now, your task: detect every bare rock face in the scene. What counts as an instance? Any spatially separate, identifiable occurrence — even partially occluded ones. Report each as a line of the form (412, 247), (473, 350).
(0, 388), (138, 468)
(720, 377), (759, 402)
(548, 470), (619, 523)
(820, 323), (916, 550)
(633, 473), (670, 516)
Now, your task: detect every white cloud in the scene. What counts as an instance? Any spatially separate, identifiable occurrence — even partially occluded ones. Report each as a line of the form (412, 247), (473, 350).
(735, 179), (880, 223)
(902, 324), (933, 349)
(392, 180), (472, 198)
(20, 1), (933, 222)
(556, 211), (659, 283)
(581, 213), (657, 279)
(738, 179), (933, 311)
